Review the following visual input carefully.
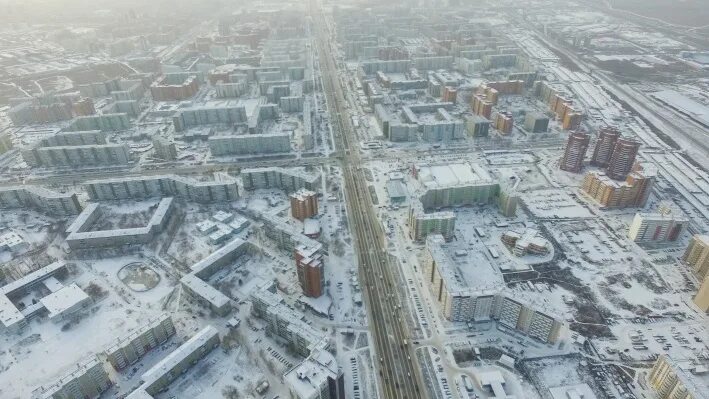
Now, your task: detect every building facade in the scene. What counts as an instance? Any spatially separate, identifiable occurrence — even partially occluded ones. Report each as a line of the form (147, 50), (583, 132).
(290, 189), (319, 221)
(559, 131), (590, 173)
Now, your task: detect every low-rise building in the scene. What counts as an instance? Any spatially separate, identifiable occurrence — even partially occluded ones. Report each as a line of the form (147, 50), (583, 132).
(85, 174), (239, 203)
(209, 133), (291, 156)
(241, 167), (321, 192)
(65, 198), (175, 249)
(126, 326), (220, 398)
(0, 186), (82, 216)
(105, 314), (176, 370)
(33, 356), (111, 399)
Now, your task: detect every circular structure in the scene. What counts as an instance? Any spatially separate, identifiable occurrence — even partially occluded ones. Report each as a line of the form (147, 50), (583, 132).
(118, 262), (161, 292)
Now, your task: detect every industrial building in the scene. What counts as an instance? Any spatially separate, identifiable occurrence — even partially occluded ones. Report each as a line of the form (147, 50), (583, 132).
(241, 167), (321, 192)
(85, 174), (239, 203)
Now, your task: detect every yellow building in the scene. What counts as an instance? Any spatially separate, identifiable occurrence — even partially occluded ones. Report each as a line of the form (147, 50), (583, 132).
(683, 235), (709, 280)
(694, 276), (709, 313)
(648, 355), (709, 399)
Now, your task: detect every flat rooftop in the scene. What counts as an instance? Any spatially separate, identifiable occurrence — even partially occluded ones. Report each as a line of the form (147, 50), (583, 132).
(417, 162), (494, 189)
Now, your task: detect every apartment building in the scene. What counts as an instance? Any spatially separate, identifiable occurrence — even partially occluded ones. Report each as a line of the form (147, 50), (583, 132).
(559, 131), (590, 173)
(0, 186), (82, 216)
(209, 133), (291, 156)
(290, 189), (319, 221)
(647, 355), (708, 399)
(581, 169), (655, 208)
(105, 314), (176, 370)
(408, 202), (456, 241)
(34, 356), (111, 399)
(683, 235), (709, 280)
(628, 211), (687, 243)
(85, 174), (239, 203)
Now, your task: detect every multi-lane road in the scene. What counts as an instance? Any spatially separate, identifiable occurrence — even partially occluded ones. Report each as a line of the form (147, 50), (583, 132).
(310, 1), (425, 398)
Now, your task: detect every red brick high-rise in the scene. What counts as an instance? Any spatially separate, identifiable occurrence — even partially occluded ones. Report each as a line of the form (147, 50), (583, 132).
(295, 245), (325, 298)
(290, 189), (318, 221)
(560, 131), (590, 173)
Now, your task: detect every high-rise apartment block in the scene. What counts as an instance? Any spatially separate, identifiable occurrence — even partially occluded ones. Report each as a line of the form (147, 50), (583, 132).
(523, 113), (549, 133)
(559, 131), (590, 173)
(0, 132), (14, 154)
(423, 235), (563, 344)
(628, 211), (687, 243)
(290, 189), (318, 221)
(295, 244), (325, 298)
(464, 115), (490, 137)
(683, 235), (709, 280)
(590, 126), (620, 167)
(493, 111), (513, 135)
(152, 137), (178, 160)
(408, 203), (456, 241)
(606, 137), (641, 180)
(694, 276), (709, 313)
(414, 162), (499, 210)
(581, 168), (655, 208)
(471, 94), (493, 119)
(648, 355), (708, 399)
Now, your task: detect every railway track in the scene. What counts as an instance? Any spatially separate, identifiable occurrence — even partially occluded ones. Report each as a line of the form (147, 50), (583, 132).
(310, 1), (425, 398)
